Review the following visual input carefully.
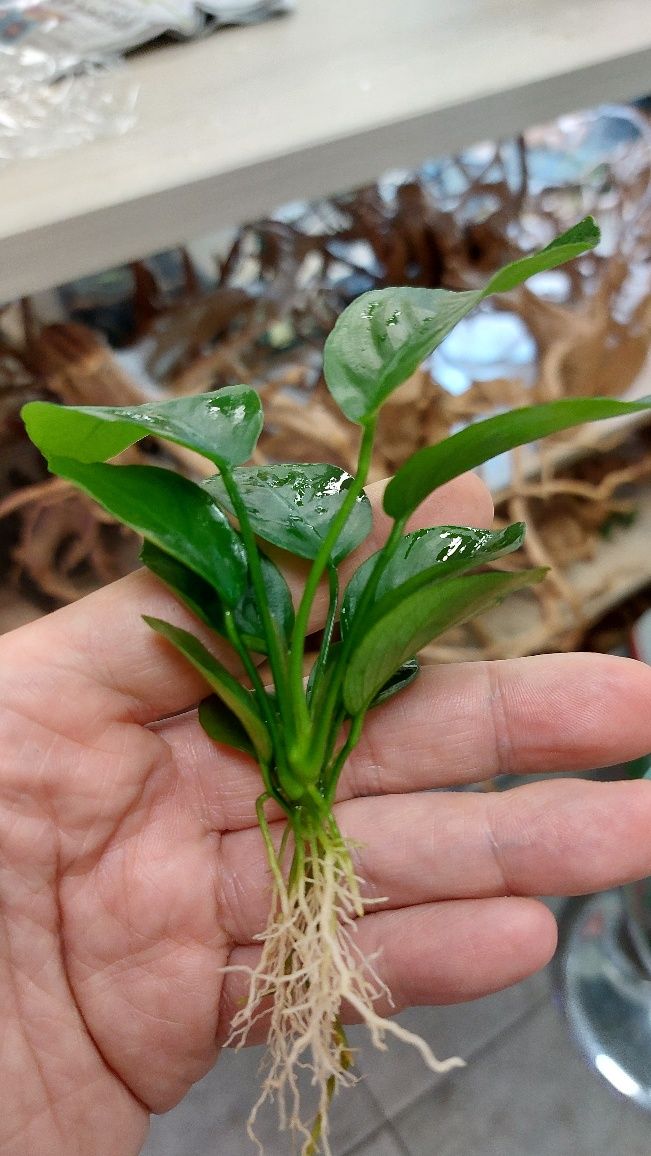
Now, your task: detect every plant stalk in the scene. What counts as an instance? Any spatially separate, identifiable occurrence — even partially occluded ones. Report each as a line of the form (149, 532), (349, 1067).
(288, 419), (377, 765)
(219, 466), (292, 739)
(309, 515), (407, 771)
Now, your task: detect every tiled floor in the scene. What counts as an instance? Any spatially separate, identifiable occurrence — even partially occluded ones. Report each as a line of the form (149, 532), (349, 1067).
(141, 899), (651, 1156)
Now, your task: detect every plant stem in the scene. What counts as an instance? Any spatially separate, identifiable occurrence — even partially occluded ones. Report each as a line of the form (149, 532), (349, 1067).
(341, 515), (407, 651)
(220, 609), (301, 806)
(222, 609), (273, 722)
(288, 419), (377, 761)
(219, 466), (292, 734)
(255, 793), (288, 902)
(323, 713), (365, 805)
(309, 515), (406, 767)
(306, 563), (339, 709)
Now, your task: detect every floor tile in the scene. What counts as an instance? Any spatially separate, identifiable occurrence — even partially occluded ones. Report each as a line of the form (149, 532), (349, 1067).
(391, 1000), (651, 1156)
(345, 1125), (410, 1156)
(350, 968), (549, 1119)
(141, 1040), (387, 1156)
(140, 954), (553, 1154)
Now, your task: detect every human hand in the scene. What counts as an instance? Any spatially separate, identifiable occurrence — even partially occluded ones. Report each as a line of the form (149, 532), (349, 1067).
(2, 473), (651, 1156)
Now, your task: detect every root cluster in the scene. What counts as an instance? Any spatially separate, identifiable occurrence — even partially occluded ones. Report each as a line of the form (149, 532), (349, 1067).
(225, 816), (463, 1155)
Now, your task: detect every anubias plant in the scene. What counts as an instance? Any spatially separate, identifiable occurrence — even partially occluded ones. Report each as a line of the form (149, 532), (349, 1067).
(22, 218), (651, 1154)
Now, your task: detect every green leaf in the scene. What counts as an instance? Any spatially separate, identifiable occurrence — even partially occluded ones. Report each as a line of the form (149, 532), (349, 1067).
(198, 695), (257, 758)
(384, 396), (651, 520)
(483, 217), (600, 295)
(369, 658), (420, 708)
(205, 463), (373, 564)
(140, 540), (225, 631)
(144, 616), (272, 764)
(341, 522), (525, 637)
(232, 551), (295, 650)
(141, 541), (294, 654)
(323, 218), (599, 423)
(323, 287), (477, 424)
(306, 637), (342, 713)
(343, 568), (547, 714)
(49, 457), (247, 606)
(21, 385), (263, 468)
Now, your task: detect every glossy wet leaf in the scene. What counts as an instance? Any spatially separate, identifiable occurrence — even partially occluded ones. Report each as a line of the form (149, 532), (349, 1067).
(198, 695), (257, 758)
(49, 457), (247, 606)
(206, 463), (373, 564)
(343, 568), (547, 714)
(234, 552), (295, 651)
(144, 616), (272, 764)
(140, 541), (225, 632)
(142, 541), (293, 653)
(323, 218), (599, 423)
(341, 522), (526, 638)
(384, 396), (651, 520)
(22, 386), (263, 468)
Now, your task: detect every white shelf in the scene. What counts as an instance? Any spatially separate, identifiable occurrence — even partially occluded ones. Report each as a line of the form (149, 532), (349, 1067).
(2, 0), (651, 301)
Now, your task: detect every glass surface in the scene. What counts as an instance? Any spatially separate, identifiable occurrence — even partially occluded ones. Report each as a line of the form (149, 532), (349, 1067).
(555, 888), (651, 1111)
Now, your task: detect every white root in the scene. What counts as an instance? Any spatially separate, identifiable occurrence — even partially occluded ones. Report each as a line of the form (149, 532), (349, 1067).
(224, 818), (464, 1155)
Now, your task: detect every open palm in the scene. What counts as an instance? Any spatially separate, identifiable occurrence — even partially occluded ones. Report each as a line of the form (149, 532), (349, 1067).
(2, 473), (651, 1156)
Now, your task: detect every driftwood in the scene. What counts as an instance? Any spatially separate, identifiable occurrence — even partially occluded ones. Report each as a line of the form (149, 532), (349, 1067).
(2, 117), (651, 653)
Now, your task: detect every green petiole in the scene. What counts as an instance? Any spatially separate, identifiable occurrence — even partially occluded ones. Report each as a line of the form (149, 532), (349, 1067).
(218, 466), (291, 732)
(287, 417), (377, 767)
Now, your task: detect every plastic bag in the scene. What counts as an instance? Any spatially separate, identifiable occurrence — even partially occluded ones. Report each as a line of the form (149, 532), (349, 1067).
(0, 0), (295, 164)
(199, 1), (294, 21)
(0, 1), (201, 162)
(0, 3), (203, 92)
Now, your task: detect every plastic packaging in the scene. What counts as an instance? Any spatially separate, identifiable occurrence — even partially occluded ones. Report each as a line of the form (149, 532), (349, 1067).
(0, 3), (201, 92)
(199, 1), (294, 21)
(0, 1), (198, 163)
(0, 55), (139, 163)
(0, 0), (294, 163)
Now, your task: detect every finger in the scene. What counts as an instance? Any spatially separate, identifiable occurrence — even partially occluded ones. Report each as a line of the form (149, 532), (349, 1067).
(215, 778), (651, 944)
(342, 651), (651, 796)
(217, 896), (557, 1045)
(161, 653), (651, 831)
(346, 779), (651, 906)
(0, 473), (493, 732)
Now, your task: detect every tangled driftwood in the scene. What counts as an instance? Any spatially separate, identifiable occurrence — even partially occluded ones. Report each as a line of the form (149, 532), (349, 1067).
(2, 120), (651, 653)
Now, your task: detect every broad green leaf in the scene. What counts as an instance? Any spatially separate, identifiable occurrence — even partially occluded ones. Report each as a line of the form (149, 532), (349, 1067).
(22, 385), (263, 468)
(141, 540), (294, 653)
(384, 396), (651, 520)
(198, 695), (256, 758)
(233, 551), (295, 650)
(343, 568), (546, 714)
(369, 658), (420, 708)
(141, 540), (225, 631)
(324, 288), (476, 424)
(341, 522), (525, 637)
(206, 463), (373, 564)
(49, 457), (247, 606)
(323, 218), (599, 423)
(144, 616), (272, 764)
